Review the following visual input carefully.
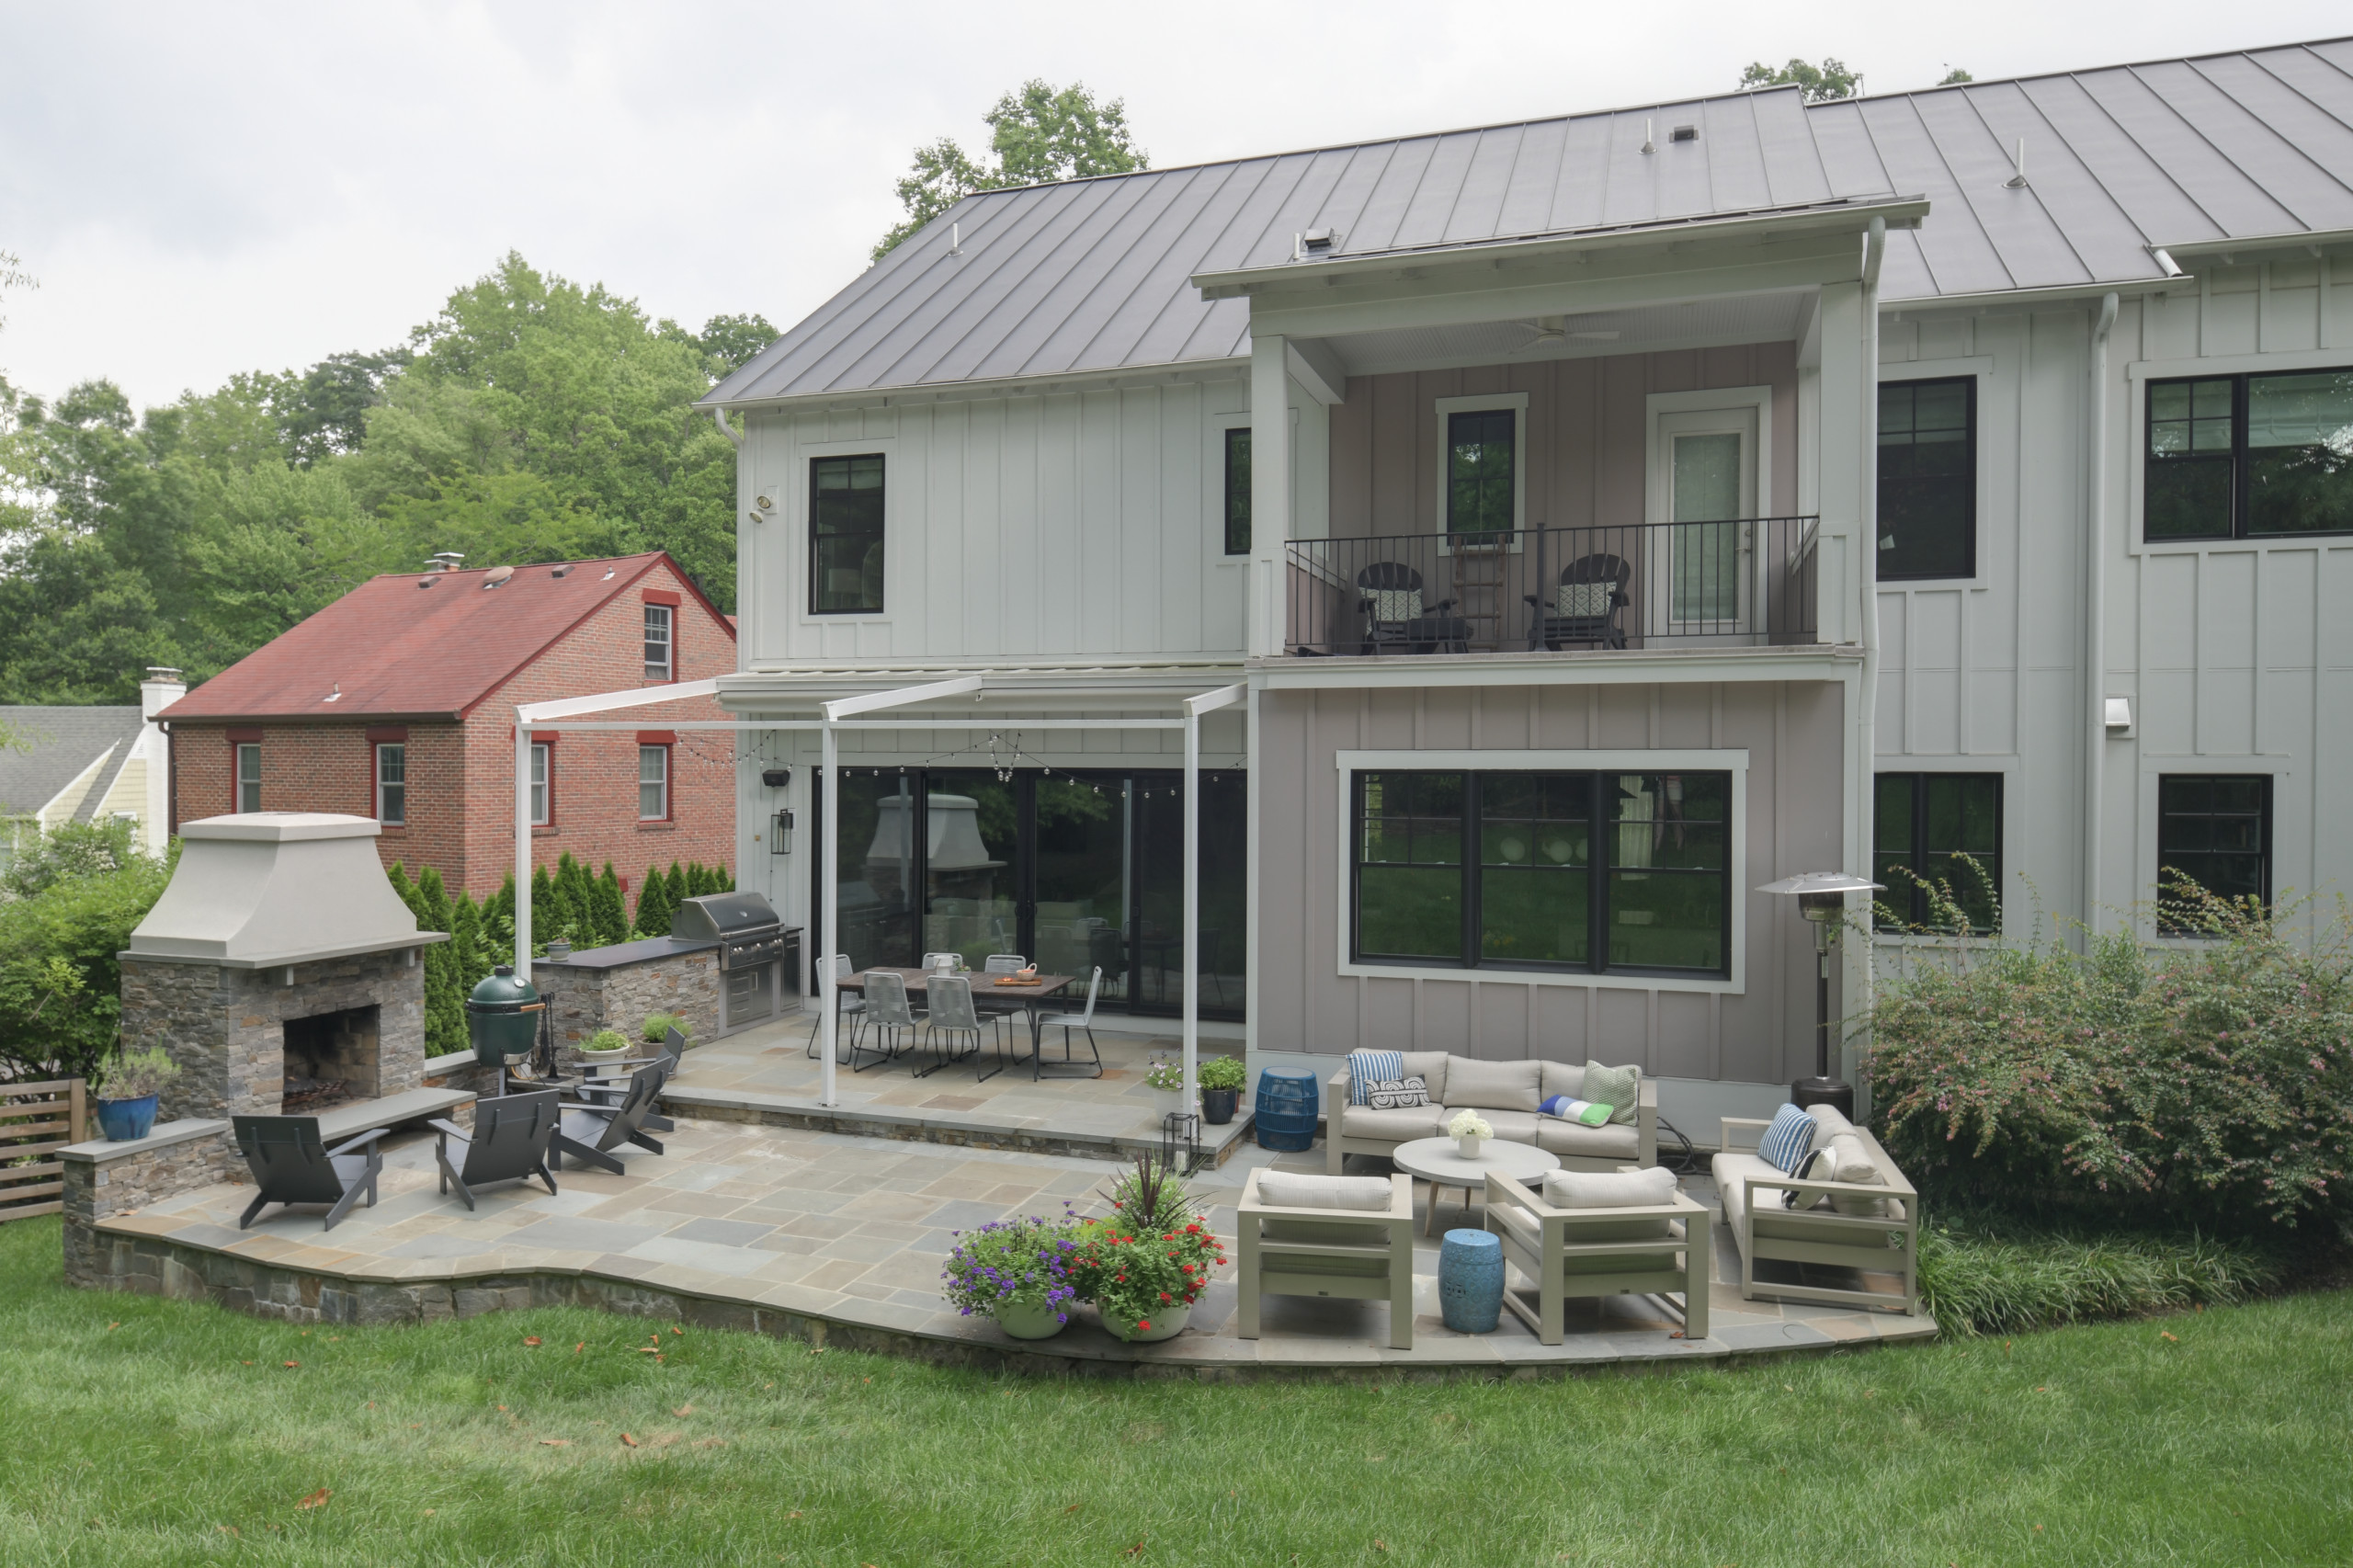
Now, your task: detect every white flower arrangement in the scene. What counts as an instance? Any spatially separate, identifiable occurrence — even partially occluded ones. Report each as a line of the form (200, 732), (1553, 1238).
(1447, 1108), (1493, 1140)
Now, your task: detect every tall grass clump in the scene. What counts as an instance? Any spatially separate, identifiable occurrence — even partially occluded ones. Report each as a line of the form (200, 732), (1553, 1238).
(1917, 1211), (2281, 1336)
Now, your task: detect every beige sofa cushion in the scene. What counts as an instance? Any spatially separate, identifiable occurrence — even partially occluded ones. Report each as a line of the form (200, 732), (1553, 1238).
(1807, 1103), (1859, 1141)
(1539, 1061), (1586, 1100)
(1397, 1051), (1450, 1103)
(1441, 1056), (1541, 1111)
(1257, 1173), (1394, 1210)
(1492, 1198), (1679, 1276)
(1543, 1165), (1677, 1210)
(1820, 1131), (1891, 1216)
(1535, 1118), (1641, 1161)
(1340, 1104), (1445, 1142)
(1711, 1151), (1792, 1236)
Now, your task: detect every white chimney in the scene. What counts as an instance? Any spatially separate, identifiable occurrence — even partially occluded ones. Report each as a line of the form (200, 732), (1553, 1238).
(141, 666), (186, 720)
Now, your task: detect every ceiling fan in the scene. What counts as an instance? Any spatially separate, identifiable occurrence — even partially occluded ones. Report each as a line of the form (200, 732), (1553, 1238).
(1508, 316), (1619, 352)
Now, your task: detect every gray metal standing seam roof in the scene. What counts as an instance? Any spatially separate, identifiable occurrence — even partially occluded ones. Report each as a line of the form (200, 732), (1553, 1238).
(0, 707), (143, 820)
(708, 37), (2353, 407)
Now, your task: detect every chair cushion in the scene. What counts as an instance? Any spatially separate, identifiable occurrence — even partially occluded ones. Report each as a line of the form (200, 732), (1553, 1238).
(1558, 581), (1614, 619)
(1759, 1104), (1818, 1173)
(1441, 1057), (1541, 1112)
(1538, 1061), (1586, 1101)
(1493, 1199), (1676, 1274)
(1398, 1052), (1450, 1102)
(1475, 1109), (1542, 1145)
(1256, 1220), (1396, 1275)
(1340, 1104), (1445, 1142)
(1364, 1076), (1431, 1110)
(1345, 1050), (1404, 1107)
(1257, 1173), (1395, 1211)
(1807, 1103), (1859, 1142)
(1369, 588), (1424, 622)
(1534, 1118), (1641, 1161)
(1821, 1131), (1891, 1216)
(1543, 1165), (1677, 1210)
(1582, 1061), (1642, 1126)
(1711, 1152), (1791, 1235)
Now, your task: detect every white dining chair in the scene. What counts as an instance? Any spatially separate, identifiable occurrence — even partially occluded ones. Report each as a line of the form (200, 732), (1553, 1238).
(1030, 966), (1103, 1080)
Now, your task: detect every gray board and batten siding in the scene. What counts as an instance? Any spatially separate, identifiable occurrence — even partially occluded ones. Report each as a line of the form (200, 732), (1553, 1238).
(704, 39), (2353, 411)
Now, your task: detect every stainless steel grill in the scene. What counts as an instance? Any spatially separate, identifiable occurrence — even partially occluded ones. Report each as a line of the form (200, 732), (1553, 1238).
(672, 892), (795, 1036)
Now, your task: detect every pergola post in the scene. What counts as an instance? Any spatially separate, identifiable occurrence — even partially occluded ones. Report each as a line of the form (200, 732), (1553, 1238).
(1181, 685), (1245, 1124)
(514, 720), (533, 984)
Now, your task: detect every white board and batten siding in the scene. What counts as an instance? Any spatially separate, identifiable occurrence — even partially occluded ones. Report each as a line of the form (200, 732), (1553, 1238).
(1875, 255), (2353, 949)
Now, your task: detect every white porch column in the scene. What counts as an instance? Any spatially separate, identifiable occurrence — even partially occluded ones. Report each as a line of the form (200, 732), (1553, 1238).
(1181, 685), (1245, 1136)
(820, 718), (839, 1108)
(513, 720), (533, 983)
(1248, 330), (1292, 659)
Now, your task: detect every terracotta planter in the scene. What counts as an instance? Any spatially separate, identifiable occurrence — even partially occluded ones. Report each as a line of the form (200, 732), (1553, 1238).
(1102, 1301), (1191, 1343)
(994, 1298), (1068, 1340)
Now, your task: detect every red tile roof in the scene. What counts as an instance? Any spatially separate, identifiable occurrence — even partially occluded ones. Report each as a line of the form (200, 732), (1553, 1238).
(161, 552), (733, 722)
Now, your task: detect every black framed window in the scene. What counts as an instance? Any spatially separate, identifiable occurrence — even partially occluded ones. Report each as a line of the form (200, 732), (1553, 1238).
(1352, 769), (1729, 976)
(1873, 772), (2002, 932)
(2156, 774), (2271, 929)
(810, 453), (886, 613)
(1878, 378), (1975, 578)
(1222, 427), (1251, 555)
(2146, 369), (2353, 540)
(1446, 409), (1516, 535)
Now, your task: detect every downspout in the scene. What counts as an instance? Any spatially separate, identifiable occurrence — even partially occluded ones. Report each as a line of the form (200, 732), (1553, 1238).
(710, 407), (745, 447)
(1851, 217), (1885, 1110)
(2082, 291), (2120, 943)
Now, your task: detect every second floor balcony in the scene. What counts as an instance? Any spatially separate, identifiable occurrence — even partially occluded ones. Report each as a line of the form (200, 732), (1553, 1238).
(1284, 517), (1822, 658)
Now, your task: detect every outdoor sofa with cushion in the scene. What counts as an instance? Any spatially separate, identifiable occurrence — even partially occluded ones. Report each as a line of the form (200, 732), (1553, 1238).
(1324, 1052), (1656, 1176)
(1712, 1102), (1918, 1314)
(1236, 1170), (1416, 1350)
(1483, 1165), (1711, 1345)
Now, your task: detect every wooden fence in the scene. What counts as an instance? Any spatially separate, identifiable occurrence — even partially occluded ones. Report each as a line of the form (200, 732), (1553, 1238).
(1, 1078), (88, 1223)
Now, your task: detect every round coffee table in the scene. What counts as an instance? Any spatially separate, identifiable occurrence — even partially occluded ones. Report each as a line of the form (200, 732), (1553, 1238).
(1391, 1137), (1560, 1236)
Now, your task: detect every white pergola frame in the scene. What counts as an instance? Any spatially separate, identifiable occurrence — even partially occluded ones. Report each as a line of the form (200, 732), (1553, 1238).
(510, 676), (1245, 1110)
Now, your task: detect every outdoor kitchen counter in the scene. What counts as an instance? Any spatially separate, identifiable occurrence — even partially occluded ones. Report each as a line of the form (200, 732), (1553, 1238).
(530, 935), (741, 1054)
(535, 936), (716, 970)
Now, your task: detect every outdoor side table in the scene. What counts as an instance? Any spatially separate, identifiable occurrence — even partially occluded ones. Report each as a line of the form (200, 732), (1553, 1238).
(1438, 1228), (1505, 1333)
(1391, 1137), (1559, 1236)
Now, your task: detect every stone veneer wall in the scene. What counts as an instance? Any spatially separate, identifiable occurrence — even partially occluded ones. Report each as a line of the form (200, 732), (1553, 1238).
(119, 949), (427, 1122)
(62, 1120), (238, 1290)
(541, 949), (719, 1062)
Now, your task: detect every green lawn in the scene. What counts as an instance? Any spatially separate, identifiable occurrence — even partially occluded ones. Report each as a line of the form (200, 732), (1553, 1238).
(2, 1216), (2347, 1566)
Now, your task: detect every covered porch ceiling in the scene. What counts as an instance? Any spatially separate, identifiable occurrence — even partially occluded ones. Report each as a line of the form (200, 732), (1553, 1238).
(1308, 288), (1819, 380)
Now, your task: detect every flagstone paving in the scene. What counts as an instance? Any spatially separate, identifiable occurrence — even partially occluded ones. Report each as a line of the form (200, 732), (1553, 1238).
(94, 1107), (1936, 1370)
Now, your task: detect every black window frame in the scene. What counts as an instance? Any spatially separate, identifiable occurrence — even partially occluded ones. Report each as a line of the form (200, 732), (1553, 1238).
(2144, 368), (2353, 541)
(808, 452), (887, 615)
(1445, 407), (1518, 536)
(1222, 426), (1251, 555)
(2155, 773), (2273, 931)
(1348, 768), (1733, 979)
(1877, 376), (1977, 580)
(1871, 771), (2003, 933)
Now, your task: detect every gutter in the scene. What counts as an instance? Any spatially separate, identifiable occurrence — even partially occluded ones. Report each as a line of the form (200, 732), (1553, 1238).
(2082, 290), (2120, 942)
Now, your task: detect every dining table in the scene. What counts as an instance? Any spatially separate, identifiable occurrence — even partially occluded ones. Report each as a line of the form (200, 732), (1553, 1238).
(835, 968), (1076, 1082)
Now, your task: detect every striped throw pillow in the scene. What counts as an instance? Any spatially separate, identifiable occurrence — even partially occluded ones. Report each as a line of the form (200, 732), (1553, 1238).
(1347, 1050), (1404, 1108)
(1758, 1103), (1818, 1174)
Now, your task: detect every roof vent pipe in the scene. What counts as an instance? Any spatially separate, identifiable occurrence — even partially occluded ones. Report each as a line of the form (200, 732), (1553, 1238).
(2005, 139), (2028, 188)
(949, 222), (961, 256)
(1642, 118), (1655, 155)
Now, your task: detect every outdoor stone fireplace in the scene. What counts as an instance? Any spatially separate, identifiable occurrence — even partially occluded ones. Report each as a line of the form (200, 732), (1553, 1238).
(118, 813), (444, 1121)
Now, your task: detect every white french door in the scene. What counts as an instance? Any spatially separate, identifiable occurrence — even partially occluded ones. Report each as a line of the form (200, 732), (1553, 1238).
(1649, 406), (1758, 637)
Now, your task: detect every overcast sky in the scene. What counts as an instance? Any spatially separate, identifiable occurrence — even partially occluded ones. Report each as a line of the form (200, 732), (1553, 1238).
(2, 3), (2346, 409)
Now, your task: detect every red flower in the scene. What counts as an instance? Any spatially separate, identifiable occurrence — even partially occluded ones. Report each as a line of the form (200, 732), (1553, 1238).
(1136, 1320), (1153, 1332)
(1159, 1292), (1171, 1303)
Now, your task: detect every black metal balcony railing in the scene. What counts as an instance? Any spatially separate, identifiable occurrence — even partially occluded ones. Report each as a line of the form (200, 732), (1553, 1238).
(1285, 517), (1821, 657)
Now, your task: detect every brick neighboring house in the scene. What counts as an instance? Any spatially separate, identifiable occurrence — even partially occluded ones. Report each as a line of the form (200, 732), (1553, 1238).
(160, 551), (735, 901)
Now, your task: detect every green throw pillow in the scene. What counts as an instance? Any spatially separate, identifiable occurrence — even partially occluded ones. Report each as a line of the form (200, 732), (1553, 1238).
(1583, 1061), (1640, 1126)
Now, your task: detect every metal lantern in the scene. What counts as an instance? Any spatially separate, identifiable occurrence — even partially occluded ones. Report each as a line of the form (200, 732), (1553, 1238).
(1756, 871), (1884, 1116)
(770, 807), (794, 856)
(464, 964), (545, 1068)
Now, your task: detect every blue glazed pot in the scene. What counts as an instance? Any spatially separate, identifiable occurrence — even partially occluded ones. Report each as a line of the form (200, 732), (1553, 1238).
(97, 1095), (158, 1143)
(1255, 1069), (1318, 1152)
(1438, 1228), (1505, 1334)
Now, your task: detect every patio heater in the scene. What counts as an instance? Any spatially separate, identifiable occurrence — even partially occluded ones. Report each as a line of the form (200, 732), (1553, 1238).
(1756, 871), (1882, 1118)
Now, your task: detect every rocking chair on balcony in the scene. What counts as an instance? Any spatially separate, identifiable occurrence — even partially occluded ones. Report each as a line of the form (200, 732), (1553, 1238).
(1356, 563), (1471, 654)
(1526, 553), (1631, 650)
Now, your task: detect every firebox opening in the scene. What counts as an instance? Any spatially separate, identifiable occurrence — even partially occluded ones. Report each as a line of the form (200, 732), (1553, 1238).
(282, 1006), (381, 1114)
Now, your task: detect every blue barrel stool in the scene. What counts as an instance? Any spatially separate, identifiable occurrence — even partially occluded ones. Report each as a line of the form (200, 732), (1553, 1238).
(1254, 1068), (1318, 1153)
(1438, 1228), (1505, 1333)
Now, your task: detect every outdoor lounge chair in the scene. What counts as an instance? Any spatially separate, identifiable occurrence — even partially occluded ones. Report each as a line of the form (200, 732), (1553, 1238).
(1236, 1169), (1415, 1350)
(1713, 1104), (1918, 1314)
(232, 1115), (386, 1232)
(1483, 1166), (1710, 1345)
(428, 1090), (560, 1210)
(1525, 551), (1631, 649)
(551, 1062), (665, 1175)
(1355, 562), (1470, 654)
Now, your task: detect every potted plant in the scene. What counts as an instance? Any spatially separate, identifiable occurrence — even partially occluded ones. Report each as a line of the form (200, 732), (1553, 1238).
(642, 1012), (688, 1045)
(575, 1028), (634, 1078)
(1143, 1055), (1186, 1118)
(1449, 1108), (1492, 1160)
(1071, 1159), (1226, 1343)
(941, 1212), (1084, 1339)
(1198, 1055), (1247, 1125)
(91, 1046), (179, 1142)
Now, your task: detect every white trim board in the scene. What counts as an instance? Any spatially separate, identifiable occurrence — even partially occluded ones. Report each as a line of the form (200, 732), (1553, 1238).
(1330, 746), (1751, 995)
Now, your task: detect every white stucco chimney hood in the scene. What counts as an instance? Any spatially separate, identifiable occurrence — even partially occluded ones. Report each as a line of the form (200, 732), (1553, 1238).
(127, 813), (448, 969)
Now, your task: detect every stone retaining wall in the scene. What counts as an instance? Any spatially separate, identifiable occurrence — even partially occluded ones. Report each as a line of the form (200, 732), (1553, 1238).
(62, 1120), (238, 1289)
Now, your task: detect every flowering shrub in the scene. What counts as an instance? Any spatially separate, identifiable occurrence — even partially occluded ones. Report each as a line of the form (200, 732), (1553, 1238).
(1866, 883), (2353, 1238)
(940, 1213), (1084, 1324)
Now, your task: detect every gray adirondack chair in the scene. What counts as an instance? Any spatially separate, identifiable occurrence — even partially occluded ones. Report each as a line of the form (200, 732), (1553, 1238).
(574, 1026), (687, 1133)
(551, 1062), (665, 1174)
(428, 1090), (560, 1210)
(233, 1115), (386, 1232)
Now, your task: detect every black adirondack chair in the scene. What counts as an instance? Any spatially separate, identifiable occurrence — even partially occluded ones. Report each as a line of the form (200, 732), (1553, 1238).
(1356, 562), (1470, 654)
(427, 1090), (561, 1210)
(570, 1026), (686, 1133)
(1525, 552), (1632, 650)
(551, 1062), (665, 1175)
(233, 1116), (386, 1232)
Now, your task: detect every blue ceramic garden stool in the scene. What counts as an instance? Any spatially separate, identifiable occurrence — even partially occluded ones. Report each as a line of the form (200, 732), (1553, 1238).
(1255, 1068), (1318, 1153)
(1438, 1228), (1505, 1334)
